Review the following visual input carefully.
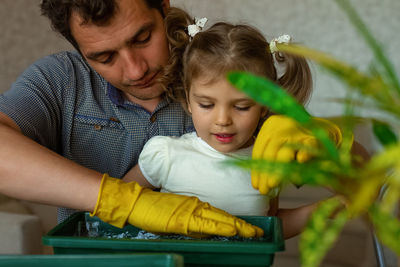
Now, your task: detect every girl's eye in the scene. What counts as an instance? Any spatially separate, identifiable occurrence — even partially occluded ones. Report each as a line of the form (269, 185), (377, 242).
(235, 106), (251, 111)
(199, 103), (214, 109)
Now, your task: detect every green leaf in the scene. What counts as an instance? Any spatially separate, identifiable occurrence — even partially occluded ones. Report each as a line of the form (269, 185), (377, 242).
(370, 204), (400, 254)
(372, 120), (398, 147)
(227, 71), (311, 123)
(276, 44), (391, 101)
(380, 180), (400, 214)
(227, 158), (347, 189)
(227, 71), (339, 160)
(275, 44), (400, 120)
(300, 198), (348, 267)
(366, 143), (400, 171)
(308, 127), (339, 162)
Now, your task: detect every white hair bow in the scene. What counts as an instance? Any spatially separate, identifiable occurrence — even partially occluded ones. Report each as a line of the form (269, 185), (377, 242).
(269, 34), (292, 53)
(188, 17), (208, 38)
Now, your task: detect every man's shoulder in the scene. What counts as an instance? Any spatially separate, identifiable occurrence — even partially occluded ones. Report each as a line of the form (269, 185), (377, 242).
(36, 50), (88, 70)
(11, 50), (105, 95)
(26, 51), (102, 85)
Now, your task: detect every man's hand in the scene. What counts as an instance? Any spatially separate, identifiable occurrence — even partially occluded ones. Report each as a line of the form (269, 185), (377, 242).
(91, 174), (264, 238)
(252, 115), (343, 194)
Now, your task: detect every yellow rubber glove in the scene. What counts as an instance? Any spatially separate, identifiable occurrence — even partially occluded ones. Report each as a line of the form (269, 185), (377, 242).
(91, 174), (264, 238)
(252, 115), (343, 195)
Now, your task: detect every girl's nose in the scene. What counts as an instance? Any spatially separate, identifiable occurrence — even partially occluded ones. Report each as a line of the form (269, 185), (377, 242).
(215, 108), (232, 126)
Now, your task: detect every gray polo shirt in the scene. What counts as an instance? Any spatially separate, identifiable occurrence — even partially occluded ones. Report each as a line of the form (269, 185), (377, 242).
(0, 51), (194, 222)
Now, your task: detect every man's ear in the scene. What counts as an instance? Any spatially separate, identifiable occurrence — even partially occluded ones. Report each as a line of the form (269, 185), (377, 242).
(162, 0), (170, 15)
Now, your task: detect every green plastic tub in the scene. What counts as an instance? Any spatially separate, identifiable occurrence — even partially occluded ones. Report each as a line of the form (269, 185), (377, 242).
(0, 254), (183, 267)
(43, 212), (284, 267)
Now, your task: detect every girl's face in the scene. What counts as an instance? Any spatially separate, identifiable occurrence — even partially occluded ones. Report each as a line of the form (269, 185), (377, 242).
(188, 75), (266, 153)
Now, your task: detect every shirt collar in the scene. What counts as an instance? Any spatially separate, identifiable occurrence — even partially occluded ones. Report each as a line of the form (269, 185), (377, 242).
(107, 83), (125, 106)
(106, 83), (171, 112)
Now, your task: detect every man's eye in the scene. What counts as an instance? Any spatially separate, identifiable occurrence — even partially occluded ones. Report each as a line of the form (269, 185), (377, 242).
(136, 31), (151, 44)
(99, 55), (114, 64)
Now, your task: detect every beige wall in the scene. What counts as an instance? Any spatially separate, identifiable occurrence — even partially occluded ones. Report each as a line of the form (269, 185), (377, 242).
(0, 0), (72, 92)
(1, 0), (399, 153)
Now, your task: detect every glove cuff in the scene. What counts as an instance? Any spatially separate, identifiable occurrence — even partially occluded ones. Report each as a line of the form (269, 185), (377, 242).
(313, 117), (345, 147)
(91, 173), (143, 228)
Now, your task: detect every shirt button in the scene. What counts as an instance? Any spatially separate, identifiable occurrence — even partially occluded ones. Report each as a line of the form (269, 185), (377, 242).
(94, 125), (102, 131)
(150, 115), (157, 123)
(109, 117), (120, 123)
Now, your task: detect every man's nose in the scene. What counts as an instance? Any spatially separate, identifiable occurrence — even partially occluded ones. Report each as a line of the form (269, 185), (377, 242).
(120, 49), (148, 81)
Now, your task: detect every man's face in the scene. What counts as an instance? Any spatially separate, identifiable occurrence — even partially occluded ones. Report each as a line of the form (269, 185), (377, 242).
(70, 0), (170, 108)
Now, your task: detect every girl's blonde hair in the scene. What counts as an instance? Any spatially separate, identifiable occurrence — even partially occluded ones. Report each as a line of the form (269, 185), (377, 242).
(160, 7), (312, 113)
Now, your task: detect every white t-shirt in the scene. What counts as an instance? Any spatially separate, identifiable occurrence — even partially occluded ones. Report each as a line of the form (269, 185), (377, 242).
(138, 132), (269, 216)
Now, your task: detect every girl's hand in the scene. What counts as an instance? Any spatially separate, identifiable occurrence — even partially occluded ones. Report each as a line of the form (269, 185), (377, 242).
(251, 115), (342, 194)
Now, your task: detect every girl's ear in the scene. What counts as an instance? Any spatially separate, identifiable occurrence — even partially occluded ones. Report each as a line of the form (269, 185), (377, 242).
(185, 89), (192, 113)
(187, 99), (192, 113)
(162, 0), (170, 15)
(260, 107), (268, 119)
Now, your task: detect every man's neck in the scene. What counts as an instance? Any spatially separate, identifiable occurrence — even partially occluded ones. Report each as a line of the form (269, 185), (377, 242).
(123, 93), (162, 113)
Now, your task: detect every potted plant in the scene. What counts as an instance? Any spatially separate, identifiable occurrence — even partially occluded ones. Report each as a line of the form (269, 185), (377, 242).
(228, 0), (400, 266)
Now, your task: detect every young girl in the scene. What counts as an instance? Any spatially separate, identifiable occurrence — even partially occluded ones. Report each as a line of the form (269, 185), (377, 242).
(124, 8), (314, 238)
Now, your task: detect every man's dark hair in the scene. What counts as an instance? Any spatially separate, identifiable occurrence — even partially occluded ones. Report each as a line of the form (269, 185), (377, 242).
(40, 0), (165, 51)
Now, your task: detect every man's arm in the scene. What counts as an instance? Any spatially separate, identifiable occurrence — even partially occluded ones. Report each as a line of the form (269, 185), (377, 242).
(0, 112), (101, 212)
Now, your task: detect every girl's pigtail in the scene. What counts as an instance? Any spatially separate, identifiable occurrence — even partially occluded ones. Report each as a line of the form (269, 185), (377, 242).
(159, 7), (194, 102)
(275, 52), (312, 105)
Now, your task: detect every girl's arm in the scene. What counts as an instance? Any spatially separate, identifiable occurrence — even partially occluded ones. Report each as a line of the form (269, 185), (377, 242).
(269, 196), (318, 239)
(123, 165), (156, 189)
(267, 140), (370, 239)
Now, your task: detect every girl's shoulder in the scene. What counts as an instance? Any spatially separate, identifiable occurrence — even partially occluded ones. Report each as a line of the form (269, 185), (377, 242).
(146, 132), (194, 143)
(144, 132), (197, 150)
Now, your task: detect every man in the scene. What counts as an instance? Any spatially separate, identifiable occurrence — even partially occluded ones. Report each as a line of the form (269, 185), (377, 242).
(0, 0), (355, 237)
(0, 0), (265, 237)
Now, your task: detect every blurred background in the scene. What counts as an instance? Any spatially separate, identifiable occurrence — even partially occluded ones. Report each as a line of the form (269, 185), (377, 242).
(1, 0), (399, 266)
